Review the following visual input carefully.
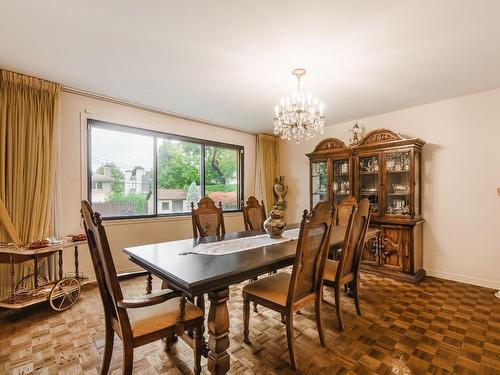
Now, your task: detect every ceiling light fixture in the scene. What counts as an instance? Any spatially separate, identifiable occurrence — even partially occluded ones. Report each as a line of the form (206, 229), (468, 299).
(273, 68), (326, 143)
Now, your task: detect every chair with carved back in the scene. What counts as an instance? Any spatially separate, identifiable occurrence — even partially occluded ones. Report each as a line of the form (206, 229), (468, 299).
(331, 195), (358, 261)
(242, 201), (334, 370)
(323, 198), (372, 330)
(335, 195), (358, 226)
(81, 201), (204, 375)
(242, 196), (266, 231)
(191, 196), (226, 238)
(241, 196), (268, 313)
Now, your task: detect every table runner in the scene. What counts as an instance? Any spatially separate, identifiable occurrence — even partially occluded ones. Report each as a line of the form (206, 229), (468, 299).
(189, 228), (300, 255)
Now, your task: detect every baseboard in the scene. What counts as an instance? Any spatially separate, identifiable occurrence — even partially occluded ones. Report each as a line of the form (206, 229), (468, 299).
(81, 266), (148, 288)
(426, 269), (500, 290)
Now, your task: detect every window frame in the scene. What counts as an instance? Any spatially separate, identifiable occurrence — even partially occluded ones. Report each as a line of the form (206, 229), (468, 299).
(87, 119), (244, 221)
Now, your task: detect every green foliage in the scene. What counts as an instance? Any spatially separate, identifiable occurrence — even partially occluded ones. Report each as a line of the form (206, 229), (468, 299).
(205, 146), (237, 185)
(157, 140), (200, 189)
(157, 141), (238, 189)
(96, 163), (125, 198)
(106, 192), (148, 214)
(205, 184), (237, 193)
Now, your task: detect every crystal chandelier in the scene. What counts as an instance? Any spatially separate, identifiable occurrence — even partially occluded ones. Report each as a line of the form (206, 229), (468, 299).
(274, 68), (326, 143)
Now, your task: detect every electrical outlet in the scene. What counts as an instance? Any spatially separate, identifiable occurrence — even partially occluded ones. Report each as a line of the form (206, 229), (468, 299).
(497, 187), (500, 197)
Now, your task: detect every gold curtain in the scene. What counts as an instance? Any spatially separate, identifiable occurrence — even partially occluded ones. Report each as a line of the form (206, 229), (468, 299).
(0, 70), (61, 298)
(255, 133), (280, 212)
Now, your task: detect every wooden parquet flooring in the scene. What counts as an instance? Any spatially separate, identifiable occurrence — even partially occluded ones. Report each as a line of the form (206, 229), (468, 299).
(1, 272), (499, 374)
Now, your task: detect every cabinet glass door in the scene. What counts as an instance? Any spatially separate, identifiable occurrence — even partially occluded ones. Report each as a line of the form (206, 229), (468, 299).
(311, 160), (328, 206)
(384, 151), (411, 216)
(332, 159), (350, 205)
(358, 155), (380, 213)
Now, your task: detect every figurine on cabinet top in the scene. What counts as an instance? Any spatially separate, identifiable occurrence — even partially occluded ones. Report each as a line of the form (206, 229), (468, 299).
(273, 175), (288, 210)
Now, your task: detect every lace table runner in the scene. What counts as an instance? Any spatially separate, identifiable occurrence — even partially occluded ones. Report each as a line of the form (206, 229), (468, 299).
(189, 228), (300, 255)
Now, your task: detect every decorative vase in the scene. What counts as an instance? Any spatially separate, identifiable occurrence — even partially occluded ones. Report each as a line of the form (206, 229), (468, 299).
(263, 207), (287, 238)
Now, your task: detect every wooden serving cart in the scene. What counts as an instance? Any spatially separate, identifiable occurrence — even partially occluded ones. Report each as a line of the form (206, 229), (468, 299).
(0, 240), (88, 312)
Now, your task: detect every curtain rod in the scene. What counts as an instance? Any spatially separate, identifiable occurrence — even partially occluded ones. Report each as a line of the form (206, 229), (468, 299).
(62, 85), (257, 135)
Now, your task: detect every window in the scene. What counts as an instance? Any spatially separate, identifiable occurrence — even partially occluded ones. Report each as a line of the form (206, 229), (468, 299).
(88, 120), (243, 219)
(157, 137), (201, 214)
(205, 145), (240, 210)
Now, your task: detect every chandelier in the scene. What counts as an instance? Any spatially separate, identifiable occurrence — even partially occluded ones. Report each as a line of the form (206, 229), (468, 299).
(273, 68), (326, 143)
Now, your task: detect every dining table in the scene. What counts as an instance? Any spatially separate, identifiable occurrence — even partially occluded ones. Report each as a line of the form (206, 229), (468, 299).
(123, 224), (379, 375)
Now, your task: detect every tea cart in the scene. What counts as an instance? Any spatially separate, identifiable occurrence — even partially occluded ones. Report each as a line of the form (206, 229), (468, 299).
(0, 240), (88, 312)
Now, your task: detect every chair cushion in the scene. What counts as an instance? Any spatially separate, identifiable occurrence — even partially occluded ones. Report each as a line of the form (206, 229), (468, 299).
(324, 260), (338, 282)
(242, 272), (290, 307)
(127, 297), (204, 337)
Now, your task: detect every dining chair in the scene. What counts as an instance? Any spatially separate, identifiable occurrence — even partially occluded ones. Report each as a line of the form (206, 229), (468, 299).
(323, 198), (372, 330)
(242, 196), (266, 231)
(331, 195), (358, 261)
(335, 195), (358, 226)
(81, 201), (205, 375)
(242, 201), (334, 370)
(241, 196), (268, 312)
(191, 196), (225, 238)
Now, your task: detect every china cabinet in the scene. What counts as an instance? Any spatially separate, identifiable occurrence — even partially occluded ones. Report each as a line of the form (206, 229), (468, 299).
(307, 129), (425, 283)
(308, 138), (353, 208)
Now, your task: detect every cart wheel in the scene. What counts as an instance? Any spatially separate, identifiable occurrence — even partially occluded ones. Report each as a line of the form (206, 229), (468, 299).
(15, 273), (49, 292)
(49, 278), (81, 311)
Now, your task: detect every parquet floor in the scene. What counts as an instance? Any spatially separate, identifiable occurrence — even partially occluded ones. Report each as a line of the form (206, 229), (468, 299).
(1, 273), (499, 374)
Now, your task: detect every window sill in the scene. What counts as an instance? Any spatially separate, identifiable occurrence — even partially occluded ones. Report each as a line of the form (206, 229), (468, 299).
(102, 211), (243, 227)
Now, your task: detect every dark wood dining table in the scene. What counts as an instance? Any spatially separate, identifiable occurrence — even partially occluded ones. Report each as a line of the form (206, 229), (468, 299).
(123, 224), (379, 374)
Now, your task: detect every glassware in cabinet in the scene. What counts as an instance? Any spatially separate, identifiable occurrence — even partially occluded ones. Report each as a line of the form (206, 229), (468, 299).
(332, 159), (350, 205)
(311, 160), (328, 206)
(384, 151), (411, 216)
(358, 155), (380, 213)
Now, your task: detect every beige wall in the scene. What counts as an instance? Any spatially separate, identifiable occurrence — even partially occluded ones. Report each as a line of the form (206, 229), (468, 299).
(280, 88), (500, 289)
(60, 92), (256, 280)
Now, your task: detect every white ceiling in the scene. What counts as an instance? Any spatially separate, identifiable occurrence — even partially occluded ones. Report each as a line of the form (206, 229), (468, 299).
(1, 1), (500, 133)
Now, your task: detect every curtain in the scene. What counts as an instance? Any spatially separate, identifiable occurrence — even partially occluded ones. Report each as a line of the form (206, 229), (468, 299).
(255, 133), (280, 213)
(0, 70), (61, 299)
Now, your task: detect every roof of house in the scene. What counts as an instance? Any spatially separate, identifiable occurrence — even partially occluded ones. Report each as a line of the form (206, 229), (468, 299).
(157, 189), (187, 200)
(207, 191), (237, 205)
(92, 174), (112, 182)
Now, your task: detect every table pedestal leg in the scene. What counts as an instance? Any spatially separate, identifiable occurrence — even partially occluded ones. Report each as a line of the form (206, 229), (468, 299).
(207, 288), (230, 375)
(195, 294), (209, 357)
